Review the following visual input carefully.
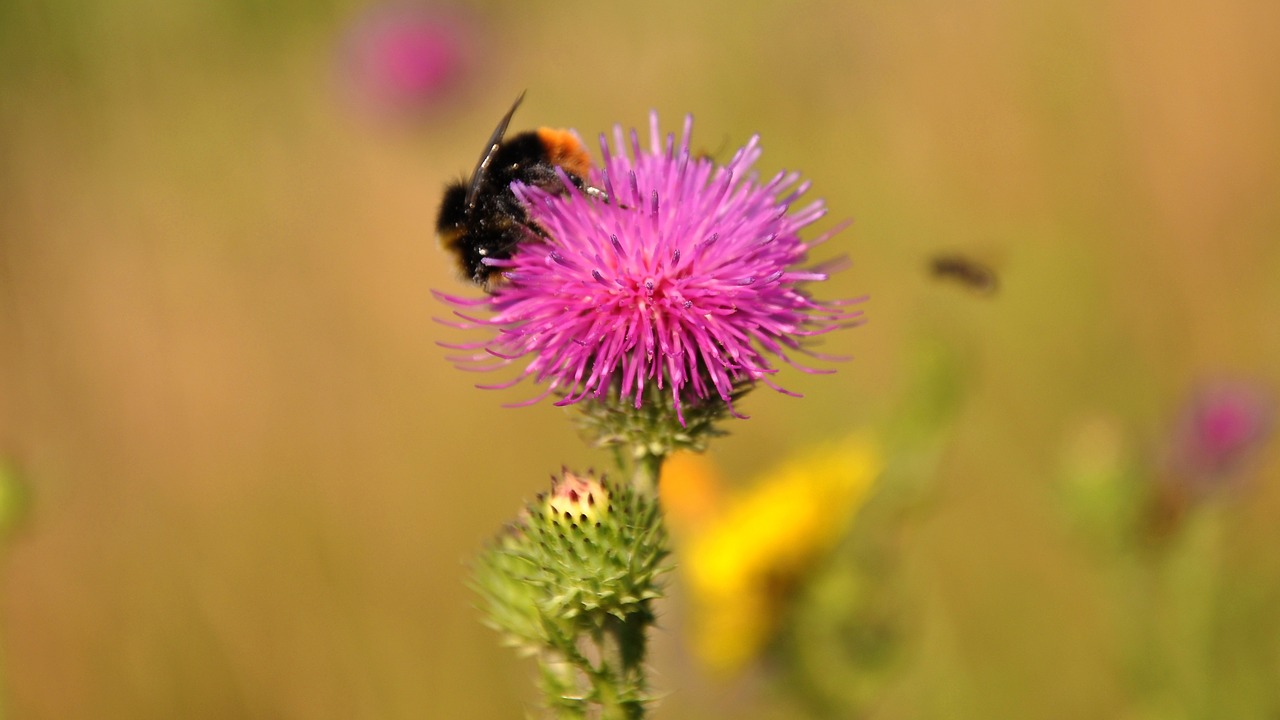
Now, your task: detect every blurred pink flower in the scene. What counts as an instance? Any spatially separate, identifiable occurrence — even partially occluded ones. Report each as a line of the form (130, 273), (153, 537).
(338, 4), (472, 117)
(1167, 379), (1273, 491)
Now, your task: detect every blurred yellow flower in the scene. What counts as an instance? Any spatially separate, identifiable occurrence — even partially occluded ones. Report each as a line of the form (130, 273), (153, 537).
(659, 451), (725, 538)
(663, 434), (882, 673)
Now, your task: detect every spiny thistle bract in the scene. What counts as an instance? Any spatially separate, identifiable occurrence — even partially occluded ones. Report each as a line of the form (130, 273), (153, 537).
(573, 381), (752, 460)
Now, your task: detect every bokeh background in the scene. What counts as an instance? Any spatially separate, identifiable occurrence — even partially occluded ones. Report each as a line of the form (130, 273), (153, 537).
(2, 0), (1279, 718)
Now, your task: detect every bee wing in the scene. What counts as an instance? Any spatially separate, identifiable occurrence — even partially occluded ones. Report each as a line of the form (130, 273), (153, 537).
(465, 91), (526, 208)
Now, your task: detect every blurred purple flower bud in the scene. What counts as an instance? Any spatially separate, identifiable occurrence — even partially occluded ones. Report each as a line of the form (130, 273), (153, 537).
(337, 4), (473, 119)
(1166, 380), (1273, 493)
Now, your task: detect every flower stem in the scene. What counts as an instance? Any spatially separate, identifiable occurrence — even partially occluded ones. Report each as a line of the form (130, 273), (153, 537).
(631, 452), (664, 498)
(537, 654), (589, 720)
(602, 614), (649, 720)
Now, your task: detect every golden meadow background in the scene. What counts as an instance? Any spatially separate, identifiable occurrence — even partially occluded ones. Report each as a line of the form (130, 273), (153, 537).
(2, 0), (1279, 718)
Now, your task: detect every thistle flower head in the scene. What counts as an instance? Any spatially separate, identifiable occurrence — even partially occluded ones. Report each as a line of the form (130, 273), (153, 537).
(438, 113), (862, 423)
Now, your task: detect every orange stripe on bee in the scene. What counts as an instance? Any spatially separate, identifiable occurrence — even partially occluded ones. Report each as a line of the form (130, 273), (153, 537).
(536, 128), (592, 179)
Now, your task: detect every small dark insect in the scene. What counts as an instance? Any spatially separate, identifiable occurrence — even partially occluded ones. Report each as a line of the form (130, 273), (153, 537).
(929, 254), (999, 295)
(435, 92), (597, 289)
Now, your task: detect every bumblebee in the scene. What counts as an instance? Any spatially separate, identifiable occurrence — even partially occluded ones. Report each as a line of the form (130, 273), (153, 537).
(436, 92), (595, 289)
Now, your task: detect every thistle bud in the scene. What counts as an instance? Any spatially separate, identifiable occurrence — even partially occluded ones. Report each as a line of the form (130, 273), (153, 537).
(473, 468), (667, 648)
(544, 470), (609, 527)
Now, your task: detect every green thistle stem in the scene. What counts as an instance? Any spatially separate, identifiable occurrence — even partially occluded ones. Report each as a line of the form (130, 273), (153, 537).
(602, 614), (649, 720)
(536, 623), (648, 720)
(631, 452), (664, 499)
(537, 654), (588, 720)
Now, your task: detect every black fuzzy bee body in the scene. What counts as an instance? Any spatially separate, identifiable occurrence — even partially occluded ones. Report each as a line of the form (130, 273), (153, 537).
(436, 93), (593, 289)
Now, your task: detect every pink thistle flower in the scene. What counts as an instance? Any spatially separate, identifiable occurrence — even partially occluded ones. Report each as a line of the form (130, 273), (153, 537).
(337, 4), (473, 119)
(437, 113), (863, 423)
(1166, 380), (1273, 491)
